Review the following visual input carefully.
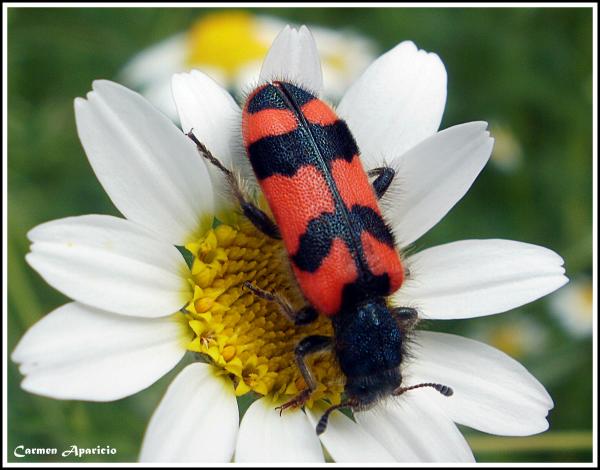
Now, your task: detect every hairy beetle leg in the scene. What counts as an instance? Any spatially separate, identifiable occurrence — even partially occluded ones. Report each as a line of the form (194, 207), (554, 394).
(276, 335), (333, 414)
(240, 202), (281, 239)
(276, 389), (312, 415)
(242, 282), (318, 326)
(368, 166), (396, 199)
(392, 306), (419, 330)
(187, 131), (281, 239)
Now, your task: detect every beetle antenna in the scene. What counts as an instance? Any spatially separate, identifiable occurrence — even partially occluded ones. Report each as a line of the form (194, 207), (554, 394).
(316, 399), (357, 435)
(393, 382), (453, 397)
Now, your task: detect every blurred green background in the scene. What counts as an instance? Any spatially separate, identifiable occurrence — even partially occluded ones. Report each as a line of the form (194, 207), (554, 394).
(7, 6), (593, 463)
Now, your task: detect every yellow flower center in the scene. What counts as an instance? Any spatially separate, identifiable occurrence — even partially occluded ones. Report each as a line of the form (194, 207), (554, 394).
(183, 218), (343, 407)
(185, 11), (269, 79)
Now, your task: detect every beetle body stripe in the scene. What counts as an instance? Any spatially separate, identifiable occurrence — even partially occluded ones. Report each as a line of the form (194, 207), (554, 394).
(260, 165), (335, 254)
(244, 109), (298, 145)
(246, 121), (357, 179)
(242, 81), (404, 316)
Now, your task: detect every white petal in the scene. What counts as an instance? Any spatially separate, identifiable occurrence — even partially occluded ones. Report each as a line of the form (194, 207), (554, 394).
(75, 80), (213, 245)
(394, 239), (568, 319)
(11, 302), (187, 401)
(235, 398), (324, 462)
(140, 363), (238, 462)
(405, 331), (554, 436)
(337, 40), (447, 168)
(171, 70), (254, 213)
(26, 215), (191, 318)
(306, 404), (394, 462)
(172, 70), (241, 166)
(385, 122), (494, 247)
(355, 394), (475, 462)
(259, 25), (323, 94)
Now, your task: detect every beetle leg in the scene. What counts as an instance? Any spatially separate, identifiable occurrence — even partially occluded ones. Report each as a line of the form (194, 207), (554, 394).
(368, 166), (395, 199)
(243, 281), (318, 326)
(239, 201), (281, 240)
(391, 306), (419, 331)
(276, 335), (333, 414)
(187, 131), (281, 239)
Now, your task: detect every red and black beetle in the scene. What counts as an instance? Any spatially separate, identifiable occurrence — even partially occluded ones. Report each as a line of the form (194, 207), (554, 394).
(188, 80), (452, 435)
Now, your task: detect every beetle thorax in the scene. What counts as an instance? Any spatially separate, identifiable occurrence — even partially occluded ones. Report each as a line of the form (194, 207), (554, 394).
(332, 298), (404, 406)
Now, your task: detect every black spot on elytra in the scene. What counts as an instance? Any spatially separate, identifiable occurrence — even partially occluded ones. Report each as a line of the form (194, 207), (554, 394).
(246, 84), (287, 113)
(277, 81), (315, 108)
(247, 121), (357, 179)
(292, 205), (394, 273)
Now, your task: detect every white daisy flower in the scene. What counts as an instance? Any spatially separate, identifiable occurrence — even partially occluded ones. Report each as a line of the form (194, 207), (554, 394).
(12, 26), (568, 463)
(119, 11), (376, 119)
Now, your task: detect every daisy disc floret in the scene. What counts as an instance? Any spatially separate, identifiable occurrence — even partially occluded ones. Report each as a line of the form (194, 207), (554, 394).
(12, 25), (568, 463)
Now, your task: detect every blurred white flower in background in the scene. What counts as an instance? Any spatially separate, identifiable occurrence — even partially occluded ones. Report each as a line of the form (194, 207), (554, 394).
(119, 10), (377, 119)
(489, 122), (523, 172)
(549, 276), (593, 338)
(469, 316), (549, 359)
